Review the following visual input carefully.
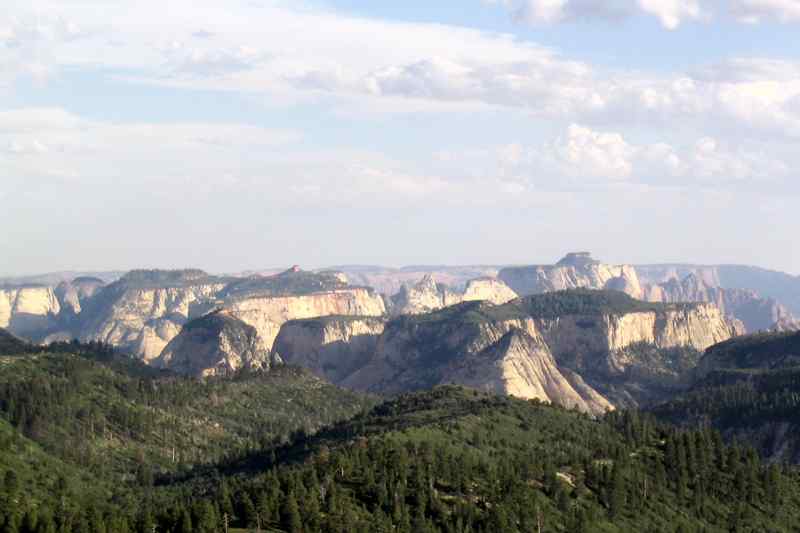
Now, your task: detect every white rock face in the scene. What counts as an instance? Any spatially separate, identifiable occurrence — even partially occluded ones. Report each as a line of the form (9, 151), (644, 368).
(391, 275), (518, 315)
(645, 273), (793, 333)
(224, 288), (387, 350)
(391, 275), (461, 315)
(461, 278), (518, 305)
(81, 281), (226, 361)
(773, 317), (800, 332)
(337, 295), (737, 412)
(273, 316), (386, 383)
(499, 253), (645, 299)
(0, 286), (62, 338)
(444, 328), (613, 416)
(54, 277), (105, 316)
(157, 311), (274, 377)
(499, 253), (789, 333)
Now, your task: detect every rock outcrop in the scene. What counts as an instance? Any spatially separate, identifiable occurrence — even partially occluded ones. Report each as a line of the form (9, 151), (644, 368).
(54, 277), (105, 317)
(0, 285), (62, 340)
(156, 311), (277, 377)
(773, 317), (800, 332)
(500, 254), (792, 334)
(461, 277), (519, 305)
(391, 275), (462, 315)
(499, 253), (644, 299)
(219, 269), (387, 350)
(332, 265), (501, 296)
(648, 273), (793, 333)
(339, 290), (737, 410)
(273, 316), (386, 383)
(78, 270), (229, 361)
(390, 275), (518, 315)
(443, 328), (613, 415)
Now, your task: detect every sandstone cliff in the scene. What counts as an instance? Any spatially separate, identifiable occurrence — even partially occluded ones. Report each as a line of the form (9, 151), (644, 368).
(391, 275), (462, 315)
(499, 253), (790, 333)
(649, 273), (793, 333)
(443, 328), (613, 415)
(223, 287), (386, 350)
(54, 277), (105, 317)
(213, 268), (386, 351)
(0, 285), (62, 340)
(78, 270), (229, 361)
(156, 311), (277, 377)
(273, 316), (386, 383)
(332, 265), (501, 296)
(390, 275), (518, 315)
(499, 253), (644, 299)
(340, 290), (737, 410)
(461, 277), (519, 305)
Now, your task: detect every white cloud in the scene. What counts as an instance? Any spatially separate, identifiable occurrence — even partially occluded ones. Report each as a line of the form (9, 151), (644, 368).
(544, 124), (636, 180)
(490, 0), (800, 27)
(1, 1), (799, 141)
(637, 0), (705, 29)
(439, 124), (793, 188)
(732, 0), (800, 23)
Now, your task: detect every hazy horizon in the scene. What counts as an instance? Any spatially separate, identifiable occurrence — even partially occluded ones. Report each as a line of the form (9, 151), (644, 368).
(3, 1), (799, 276)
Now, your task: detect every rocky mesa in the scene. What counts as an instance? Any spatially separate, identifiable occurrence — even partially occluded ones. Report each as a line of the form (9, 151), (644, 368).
(217, 268), (386, 351)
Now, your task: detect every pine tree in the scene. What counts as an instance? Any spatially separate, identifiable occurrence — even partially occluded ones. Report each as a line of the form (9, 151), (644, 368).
(281, 493), (302, 533)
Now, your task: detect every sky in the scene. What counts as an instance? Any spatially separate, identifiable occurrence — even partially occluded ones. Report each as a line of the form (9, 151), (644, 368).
(2, 0), (800, 275)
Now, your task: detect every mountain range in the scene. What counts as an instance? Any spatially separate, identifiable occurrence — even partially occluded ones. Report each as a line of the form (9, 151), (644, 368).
(4, 253), (800, 531)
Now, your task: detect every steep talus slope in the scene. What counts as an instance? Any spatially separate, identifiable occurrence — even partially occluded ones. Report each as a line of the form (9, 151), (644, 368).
(334, 290), (736, 410)
(653, 331), (800, 463)
(156, 310), (279, 377)
(78, 269), (230, 361)
(272, 316), (386, 383)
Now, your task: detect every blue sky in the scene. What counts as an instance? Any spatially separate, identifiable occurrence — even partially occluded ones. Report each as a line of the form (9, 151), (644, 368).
(2, 0), (800, 275)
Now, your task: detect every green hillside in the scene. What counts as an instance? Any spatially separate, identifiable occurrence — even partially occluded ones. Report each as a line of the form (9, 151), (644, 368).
(0, 328), (31, 355)
(3, 337), (800, 532)
(160, 387), (800, 533)
(652, 331), (800, 464)
(0, 341), (374, 531)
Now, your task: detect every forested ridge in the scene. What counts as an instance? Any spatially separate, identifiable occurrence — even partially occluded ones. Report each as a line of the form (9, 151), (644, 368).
(2, 338), (800, 532)
(651, 331), (800, 464)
